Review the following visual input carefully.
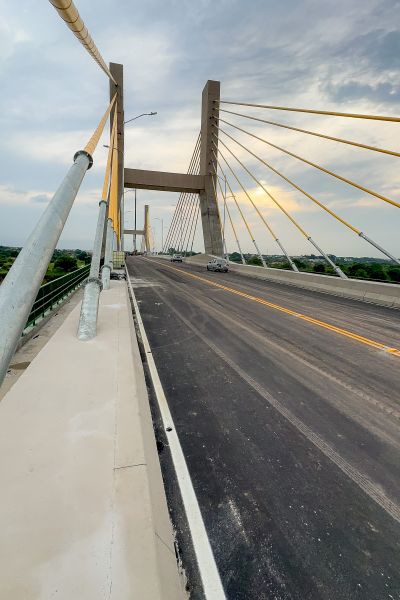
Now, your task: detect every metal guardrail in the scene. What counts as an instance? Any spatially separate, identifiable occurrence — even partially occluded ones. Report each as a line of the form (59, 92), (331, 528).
(24, 265), (90, 332)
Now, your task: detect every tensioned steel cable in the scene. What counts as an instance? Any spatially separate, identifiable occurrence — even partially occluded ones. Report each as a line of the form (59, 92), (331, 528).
(211, 152), (267, 267)
(216, 126), (400, 265)
(213, 137), (347, 277)
(189, 203), (200, 255)
(164, 134), (201, 252)
(49, 0), (117, 83)
(216, 117), (400, 209)
(177, 140), (202, 252)
(101, 112), (117, 202)
(216, 100), (400, 122)
(109, 109), (120, 237)
(181, 194), (199, 253)
(212, 144), (297, 271)
(184, 196), (200, 256)
(170, 142), (201, 252)
(219, 108), (400, 159)
(84, 93), (116, 156)
(214, 173), (246, 264)
(209, 171), (232, 259)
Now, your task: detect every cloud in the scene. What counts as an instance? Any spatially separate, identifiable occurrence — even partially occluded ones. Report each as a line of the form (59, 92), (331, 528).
(0, 0), (399, 257)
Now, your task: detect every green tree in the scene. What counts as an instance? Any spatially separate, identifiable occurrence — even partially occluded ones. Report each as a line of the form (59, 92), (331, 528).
(54, 254), (78, 272)
(293, 258), (306, 270)
(364, 263), (387, 281)
(247, 255), (263, 266)
(387, 267), (400, 283)
(313, 263), (326, 273)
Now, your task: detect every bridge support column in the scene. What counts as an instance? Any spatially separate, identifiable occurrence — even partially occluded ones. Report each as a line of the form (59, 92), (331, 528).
(199, 80), (224, 256)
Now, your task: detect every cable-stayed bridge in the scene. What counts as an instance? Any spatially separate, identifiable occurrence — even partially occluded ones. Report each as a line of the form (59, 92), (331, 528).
(0, 2), (399, 599)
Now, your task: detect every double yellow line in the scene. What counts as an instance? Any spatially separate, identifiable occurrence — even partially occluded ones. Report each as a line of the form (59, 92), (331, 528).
(155, 261), (400, 357)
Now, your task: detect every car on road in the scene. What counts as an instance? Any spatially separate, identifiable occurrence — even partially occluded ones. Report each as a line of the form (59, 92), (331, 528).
(171, 254), (183, 262)
(206, 258), (229, 272)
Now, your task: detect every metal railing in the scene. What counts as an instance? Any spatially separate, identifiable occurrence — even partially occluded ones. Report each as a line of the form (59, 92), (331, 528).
(24, 265), (90, 332)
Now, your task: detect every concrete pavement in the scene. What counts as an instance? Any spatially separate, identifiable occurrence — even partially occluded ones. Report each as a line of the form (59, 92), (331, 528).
(0, 280), (186, 600)
(127, 256), (400, 600)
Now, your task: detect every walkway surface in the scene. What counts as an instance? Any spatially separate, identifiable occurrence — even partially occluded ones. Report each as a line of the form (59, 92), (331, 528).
(0, 280), (185, 600)
(127, 256), (400, 600)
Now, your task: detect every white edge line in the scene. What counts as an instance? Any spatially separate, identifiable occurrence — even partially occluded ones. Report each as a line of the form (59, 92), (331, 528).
(125, 265), (226, 599)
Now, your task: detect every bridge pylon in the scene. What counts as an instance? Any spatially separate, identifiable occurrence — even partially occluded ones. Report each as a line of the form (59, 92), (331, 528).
(199, 80), (224, 256)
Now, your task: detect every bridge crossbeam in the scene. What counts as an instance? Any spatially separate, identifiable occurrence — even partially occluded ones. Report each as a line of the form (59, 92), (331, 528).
(124, 168), (204, 193)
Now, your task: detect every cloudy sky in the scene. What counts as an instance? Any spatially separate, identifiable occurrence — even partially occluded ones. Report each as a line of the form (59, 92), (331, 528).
(1, 0), (399, 257)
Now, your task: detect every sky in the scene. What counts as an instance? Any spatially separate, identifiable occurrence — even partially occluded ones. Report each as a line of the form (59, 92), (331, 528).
(0, 0), (399, 258)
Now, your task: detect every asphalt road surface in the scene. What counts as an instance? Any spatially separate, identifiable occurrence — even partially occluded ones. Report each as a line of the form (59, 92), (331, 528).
(126, 256), (400, 600)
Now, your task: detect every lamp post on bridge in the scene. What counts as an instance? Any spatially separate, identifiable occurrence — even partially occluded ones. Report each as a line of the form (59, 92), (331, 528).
(105, 110), (157, 253)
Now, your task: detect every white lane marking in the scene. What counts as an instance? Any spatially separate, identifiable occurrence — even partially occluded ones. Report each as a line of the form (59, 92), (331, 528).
(126, 267), (226, 599)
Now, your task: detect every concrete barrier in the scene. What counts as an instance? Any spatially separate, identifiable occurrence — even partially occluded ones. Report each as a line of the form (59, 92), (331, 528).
(156, 254), (400, 309)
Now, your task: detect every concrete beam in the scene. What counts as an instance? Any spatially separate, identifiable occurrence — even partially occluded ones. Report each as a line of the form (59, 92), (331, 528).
(124, 168), (204, 193)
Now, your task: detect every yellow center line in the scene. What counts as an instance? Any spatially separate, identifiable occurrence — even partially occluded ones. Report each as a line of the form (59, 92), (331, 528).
(150, 260), (400, 357)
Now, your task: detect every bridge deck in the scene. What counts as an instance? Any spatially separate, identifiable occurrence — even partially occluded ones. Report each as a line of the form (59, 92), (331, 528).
(127, 256), (400, 600)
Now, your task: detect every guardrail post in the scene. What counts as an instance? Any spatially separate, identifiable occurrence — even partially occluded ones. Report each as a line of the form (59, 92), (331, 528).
(77, 200), (108, 340)
(0, 150), (92, 386)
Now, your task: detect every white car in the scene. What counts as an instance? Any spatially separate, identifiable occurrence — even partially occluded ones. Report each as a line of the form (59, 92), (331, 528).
(206, 258), (229, 272)
(170, 254), (183, 262)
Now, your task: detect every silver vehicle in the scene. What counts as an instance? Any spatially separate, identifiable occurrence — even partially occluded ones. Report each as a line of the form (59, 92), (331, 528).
(206, 258), (229, 272)
(171, 253), (183, 262)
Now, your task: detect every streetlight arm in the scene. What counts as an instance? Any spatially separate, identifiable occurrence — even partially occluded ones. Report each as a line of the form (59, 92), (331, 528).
(124, 112), (157, 125)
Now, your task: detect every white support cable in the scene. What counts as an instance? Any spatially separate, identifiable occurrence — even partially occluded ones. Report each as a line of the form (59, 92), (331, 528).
(216, 123), (399, 266)
(212, 151), (267, 268)
(215, 175), (246, 265)
(164, 135), (201, 253)
(213, 135), (347, 278)
(212, 143), (299, 272)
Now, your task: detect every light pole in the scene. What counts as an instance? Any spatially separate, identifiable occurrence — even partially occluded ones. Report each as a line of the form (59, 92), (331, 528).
(154, 217), (164, 254)
(125, 190), (138, 252)
(104, 110), (157, 252)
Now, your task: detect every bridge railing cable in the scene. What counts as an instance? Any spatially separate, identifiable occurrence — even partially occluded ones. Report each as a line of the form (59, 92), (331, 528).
(49, 0), (117, 83)
(0, 96), (116, 385)
(215, 125), (400, 266)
